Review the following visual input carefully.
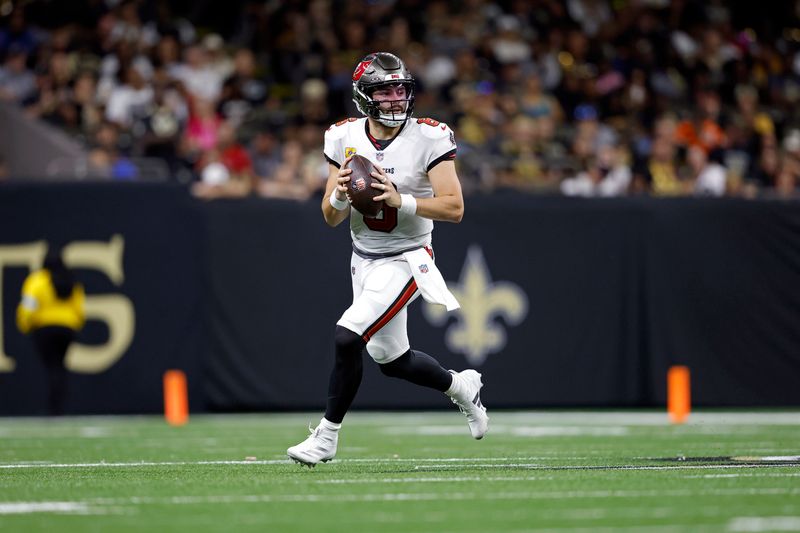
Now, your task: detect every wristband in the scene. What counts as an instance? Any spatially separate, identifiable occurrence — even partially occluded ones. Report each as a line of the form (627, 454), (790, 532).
(399, 194), (417, 216)
(329, 192), (349, 211)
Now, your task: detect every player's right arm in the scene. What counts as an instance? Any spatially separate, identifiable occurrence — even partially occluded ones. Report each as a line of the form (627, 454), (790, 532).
(322, 119), (356, 227)
(321, 160), (352, 227)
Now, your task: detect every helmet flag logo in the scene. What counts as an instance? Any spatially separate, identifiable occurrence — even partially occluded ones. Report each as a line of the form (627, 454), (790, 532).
(352, 59), (374, 82)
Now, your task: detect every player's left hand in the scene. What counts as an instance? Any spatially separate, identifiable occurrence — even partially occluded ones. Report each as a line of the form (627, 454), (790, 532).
(370, 165), (402, 208)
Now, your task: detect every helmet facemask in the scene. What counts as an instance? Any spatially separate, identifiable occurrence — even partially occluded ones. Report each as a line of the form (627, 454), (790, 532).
(354, 81), (415, 128)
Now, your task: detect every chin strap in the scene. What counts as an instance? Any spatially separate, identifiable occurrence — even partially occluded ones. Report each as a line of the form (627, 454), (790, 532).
(376, 114), (409, 127)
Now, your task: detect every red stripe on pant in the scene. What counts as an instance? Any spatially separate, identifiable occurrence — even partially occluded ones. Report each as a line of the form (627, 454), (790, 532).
(362, 279), (418, 342)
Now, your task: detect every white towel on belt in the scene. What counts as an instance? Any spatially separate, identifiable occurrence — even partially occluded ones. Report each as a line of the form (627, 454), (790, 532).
(402, 248), (460, 312)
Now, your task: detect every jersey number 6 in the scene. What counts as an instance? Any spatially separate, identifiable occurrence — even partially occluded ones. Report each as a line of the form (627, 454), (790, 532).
(364, 205), (398, 232)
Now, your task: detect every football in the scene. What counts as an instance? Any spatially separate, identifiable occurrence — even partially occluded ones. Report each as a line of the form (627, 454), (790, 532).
(345, 154), (384, 218)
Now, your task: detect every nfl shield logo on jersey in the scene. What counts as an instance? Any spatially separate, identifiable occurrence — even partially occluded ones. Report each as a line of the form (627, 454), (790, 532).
(419, 264), (429, 274)
(376, 151), (384, 162)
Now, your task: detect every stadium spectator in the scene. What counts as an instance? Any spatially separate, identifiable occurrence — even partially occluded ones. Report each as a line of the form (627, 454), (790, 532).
(0, 46), (36, 103)
(633, 136), (686, 196)
(137, 68), (188, 170)
(494, 115), (550, 192)
(570, 103), (617, 160)
(202, 33), (234, 83)
(750, 143), (781, 192)
(173, 44), (224, 102)
(105, 64), (153, 128)
(256, 139), (314, 200)
(153, 34), (184, 80)
(249, 129), (281, 180)
(518, 71), (563, 125)
(0, 0), (799, 200)
(674, 89), (726, 155)
(214, 120), (254, 183)
(71, 70), (103, 135)
(561, 144), (632, 197)
(191, 121), (253, 199)
(218, 47), (269, 127)
(687, 144), (727, 197)
(182, 96), (222, 162)
(192, 150), (244, 199)
(0, 7), (38, 57)
(774, 158), (800, 199)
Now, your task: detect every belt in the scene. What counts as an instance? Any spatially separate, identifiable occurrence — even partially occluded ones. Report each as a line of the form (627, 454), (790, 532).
(352, 243), (432, 260)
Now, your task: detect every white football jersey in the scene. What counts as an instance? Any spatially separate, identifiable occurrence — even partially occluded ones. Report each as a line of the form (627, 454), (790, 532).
(324, 117), (457, 255)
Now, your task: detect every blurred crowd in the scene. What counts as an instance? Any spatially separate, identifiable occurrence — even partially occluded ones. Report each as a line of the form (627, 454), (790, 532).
(1, 0), (800, 199)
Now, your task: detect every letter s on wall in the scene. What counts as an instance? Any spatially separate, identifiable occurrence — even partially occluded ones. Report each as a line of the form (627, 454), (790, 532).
(0, 235), (135, 374)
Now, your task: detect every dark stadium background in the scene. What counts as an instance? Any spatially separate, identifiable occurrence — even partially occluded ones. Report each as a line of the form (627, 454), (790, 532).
(0, 0), (799, 415)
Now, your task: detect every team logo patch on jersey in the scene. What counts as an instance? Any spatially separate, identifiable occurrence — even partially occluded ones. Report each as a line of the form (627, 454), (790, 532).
(345, 147), (357, 158)
(419, 264), (429, 274)
(353, 177), (367, 192)
(376, 151), (384, 162)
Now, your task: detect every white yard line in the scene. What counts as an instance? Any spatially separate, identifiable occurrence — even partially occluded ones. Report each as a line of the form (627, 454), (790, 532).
(494, 524), (697, 533)
(73, 486), (799, 505)
(728, 516), (800, 532)
(4, 488), (798, 517)
(0, 457), (580, 468)
(0, 502), (89, 513)
(413, 462), (800, 472)
(0, 501), (118, 515)
(352, 411), (800, 426)
(423, 525), (720, 533)
(10, 488), (798, 508)
(315, 475), (556, 484)
(1, 457), (799, 471)
(686, 473), (800, 479)
(382, 425), (630, 437)
(0, 460), (287, 469)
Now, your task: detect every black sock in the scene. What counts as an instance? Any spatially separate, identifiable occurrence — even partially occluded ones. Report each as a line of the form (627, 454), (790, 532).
(379, 349), (453, 392)
(324, 326), (365, 424)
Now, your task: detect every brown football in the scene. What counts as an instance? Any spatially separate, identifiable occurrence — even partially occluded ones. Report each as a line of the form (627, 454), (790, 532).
(345, 154), (384, 218)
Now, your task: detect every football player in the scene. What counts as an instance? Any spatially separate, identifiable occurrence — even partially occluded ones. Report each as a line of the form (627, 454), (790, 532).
(287, 52), (488, 467)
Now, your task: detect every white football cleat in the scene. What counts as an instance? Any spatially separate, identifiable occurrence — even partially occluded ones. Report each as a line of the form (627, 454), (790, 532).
(287, 423), (338, 467)
(449, 369), (489, 439)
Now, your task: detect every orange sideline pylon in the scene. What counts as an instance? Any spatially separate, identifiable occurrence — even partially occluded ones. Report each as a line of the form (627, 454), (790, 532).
(667, 365), (691, 424)
(164, 370), (189, 426)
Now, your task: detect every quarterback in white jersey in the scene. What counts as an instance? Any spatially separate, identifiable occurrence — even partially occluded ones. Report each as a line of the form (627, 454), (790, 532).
(323, 115), (457, 255)
(287, 52), (488, 468)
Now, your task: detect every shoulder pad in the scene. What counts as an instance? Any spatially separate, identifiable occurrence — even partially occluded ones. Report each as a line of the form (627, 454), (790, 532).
(416, 117), (453, 140)
(325, 117), (360, 140)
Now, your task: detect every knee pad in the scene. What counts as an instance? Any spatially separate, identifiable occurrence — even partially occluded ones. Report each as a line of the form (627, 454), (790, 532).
(379, 350), (412, 378)
(335, 326), (366, 359)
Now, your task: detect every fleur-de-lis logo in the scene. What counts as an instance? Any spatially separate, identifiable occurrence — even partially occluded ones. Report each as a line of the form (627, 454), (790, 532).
(423, 245), (528, 365)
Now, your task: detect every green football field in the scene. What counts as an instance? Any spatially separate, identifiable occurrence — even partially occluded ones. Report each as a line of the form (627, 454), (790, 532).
(1, 411), (798, 532)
